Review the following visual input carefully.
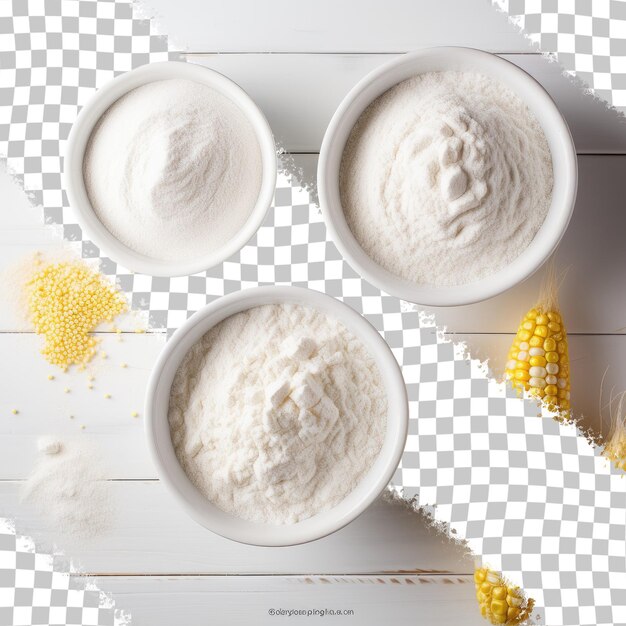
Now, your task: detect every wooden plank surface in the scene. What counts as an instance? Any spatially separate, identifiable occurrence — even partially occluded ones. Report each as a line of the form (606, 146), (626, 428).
(0, 482), (472, 576)
(94, 575), (482, 626)
(142, 0), (532, 54)
(0, 2), (623, 616)
(187, 53), (626, 154)
(0, 333), (164, 480)
(0, 330), (621, 481)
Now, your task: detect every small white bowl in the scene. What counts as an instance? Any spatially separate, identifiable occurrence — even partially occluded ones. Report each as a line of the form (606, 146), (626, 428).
(144, 286), (408, 546)
(318, 47), (578, 306)
(64, 61), (276, 277)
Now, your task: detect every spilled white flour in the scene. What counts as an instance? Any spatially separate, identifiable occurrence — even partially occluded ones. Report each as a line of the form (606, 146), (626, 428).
(169, 304), (388, 524)
(340, 71), (554, 287)
(83, 78), (262, 262)
(21, 437), (113, 538)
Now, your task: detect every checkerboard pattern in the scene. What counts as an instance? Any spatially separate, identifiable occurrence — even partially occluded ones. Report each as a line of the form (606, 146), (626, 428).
(391, 332), (626, 625)
(0, 520), (128, 626)
(1, 1), (626, 625)
(494, 0), (626, 111)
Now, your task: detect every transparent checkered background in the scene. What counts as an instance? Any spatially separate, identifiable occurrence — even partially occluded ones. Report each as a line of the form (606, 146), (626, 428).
(0, 520), (127, 626)
(0, 1), (626, 625)
(494, 0), (626, 111)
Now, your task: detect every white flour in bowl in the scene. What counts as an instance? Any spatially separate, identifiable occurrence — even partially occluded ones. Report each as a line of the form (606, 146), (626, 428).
(168, 303), (387, 525)
(339, 71), (554, 287)
(83, 78), (262, 262)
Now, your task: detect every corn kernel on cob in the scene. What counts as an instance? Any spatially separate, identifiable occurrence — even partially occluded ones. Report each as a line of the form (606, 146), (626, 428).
(475, 566), (534, 625)
(505, 265), (570, 417)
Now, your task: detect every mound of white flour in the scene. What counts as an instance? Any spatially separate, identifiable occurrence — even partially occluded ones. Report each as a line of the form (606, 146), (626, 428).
(21, 437), (113, 539)
(340, 71), (553, 287)
(168, 303), (387, 525)
(83, 78), (262, 262)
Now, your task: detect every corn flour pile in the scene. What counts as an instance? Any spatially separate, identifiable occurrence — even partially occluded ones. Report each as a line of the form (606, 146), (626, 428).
(83, 78), (262, 262)
(340, 71), (553, 286)
(169, 304), (387, 524)
(21, 437), (113, 538)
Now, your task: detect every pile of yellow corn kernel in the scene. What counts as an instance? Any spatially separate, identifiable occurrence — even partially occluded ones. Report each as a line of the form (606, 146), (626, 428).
(505, 308), (570, 416)
(475, 567), (534, 625)
(24, 256), (127, 368)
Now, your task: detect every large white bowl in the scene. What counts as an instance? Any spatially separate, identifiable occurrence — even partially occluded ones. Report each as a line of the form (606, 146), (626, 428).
(64, 61), (276, 277)
(144, 286), (408, 546)
(318, 47), (578, 306)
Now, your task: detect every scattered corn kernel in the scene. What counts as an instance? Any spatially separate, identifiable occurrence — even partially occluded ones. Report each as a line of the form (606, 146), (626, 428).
(120, 362), (127, 368)
(80, 424), (86, 430)
(64, 387), (70, 394)
(23, 256), (127, 368)
(475, 566), (534, 625)
(11, 409), (18, 415)
(131, 411), (139, 418)
(104, 393), (111, 399)
(47, 374), (55, 381)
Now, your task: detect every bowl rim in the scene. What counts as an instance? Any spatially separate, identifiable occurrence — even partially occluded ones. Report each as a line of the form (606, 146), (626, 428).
(318, 46), (578, 307)
(144, 285), (409, 546)
(64, 60), (277, 277)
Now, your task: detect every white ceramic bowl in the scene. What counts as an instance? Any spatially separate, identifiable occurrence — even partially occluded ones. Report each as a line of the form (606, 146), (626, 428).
(318, 47), (578, 306)
(145, 286), (408, 546)
(64, 61), (276, 277)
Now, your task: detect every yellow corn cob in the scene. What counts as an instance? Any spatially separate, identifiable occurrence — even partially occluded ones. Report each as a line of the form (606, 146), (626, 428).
(603, 393), (626, 472)
(505, 265), (570, 417)
(474, 567), (534, 625)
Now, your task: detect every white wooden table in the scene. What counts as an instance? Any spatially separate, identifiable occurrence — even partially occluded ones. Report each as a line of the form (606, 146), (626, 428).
(1, 1), (625, 623)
